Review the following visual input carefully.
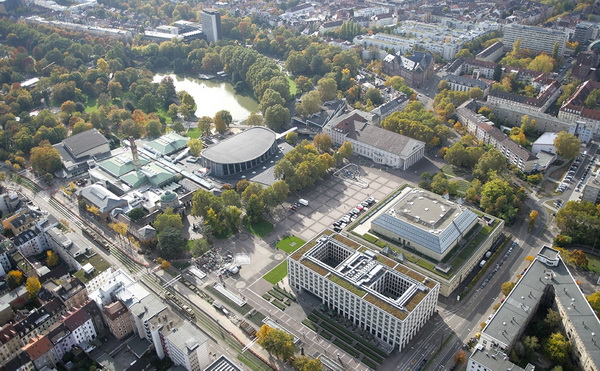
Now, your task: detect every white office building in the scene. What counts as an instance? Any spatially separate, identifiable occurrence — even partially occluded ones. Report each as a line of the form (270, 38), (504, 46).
(288, 231), (439, 350)
(502, 23), (567, 56)
(201, 9), (222, 43)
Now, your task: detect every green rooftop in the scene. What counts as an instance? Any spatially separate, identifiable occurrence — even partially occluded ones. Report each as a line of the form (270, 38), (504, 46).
(145, 132), (188, 155)
(97, 153), (150, 177)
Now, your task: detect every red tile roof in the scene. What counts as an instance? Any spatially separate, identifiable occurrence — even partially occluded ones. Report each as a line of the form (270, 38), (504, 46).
(22, 335), (53, 361)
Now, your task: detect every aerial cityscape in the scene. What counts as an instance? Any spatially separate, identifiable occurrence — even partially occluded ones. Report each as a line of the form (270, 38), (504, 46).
(0, 0), (599, 370)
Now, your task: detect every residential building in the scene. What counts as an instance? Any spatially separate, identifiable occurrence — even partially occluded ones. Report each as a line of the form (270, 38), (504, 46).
(531, 132), (558, 155)
(201, 9), (222, 43)
(159, 320), (210, 370)
(502, 23), (568, 56)
(53, 128), (111, 178)
(559, 80), (600, 136)
(582, 168), (600, 204)
(288, 230), (440, 350)
(372, 187), (479, 261)
(3, 209), (43, 235)
(319, 20), (343, 35)
(22, 335), (57, 370)
(0, 324), (22, 365)
(0, 240), (10, 277)
(487, 80), (561, 114)
(475, 41), (504, 62)
(456, 103), (539, 173)
(443, 74), (490, 96)
(13, 227), (48, 258)
(323, 110), (425, 170)
(469, 246), (600, 371)
(572, 50), (600, 82)
(46, 323), (75, 361)
(371, 95), (409, 125)
(103, 301), (133, 340)
(44, 226), (84, 271)
(48, 277), (88, 310)
(382, 52), (434, 88)
(63, 306), (97, 345)
(13, 298), (67, 344)
(205, 355), (243, 371)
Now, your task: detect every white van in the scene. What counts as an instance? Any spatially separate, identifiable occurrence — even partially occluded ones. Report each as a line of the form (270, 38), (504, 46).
(298, 199), (309, 206)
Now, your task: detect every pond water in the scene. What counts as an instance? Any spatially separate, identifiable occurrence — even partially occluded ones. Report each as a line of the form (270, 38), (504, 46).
(153, 73), (259, 122)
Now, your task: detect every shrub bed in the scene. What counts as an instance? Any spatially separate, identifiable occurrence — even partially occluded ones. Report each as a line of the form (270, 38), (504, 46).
(320, 331), (333, 340)
(262, 293), (272, 301)
(267, 290), (285, 301)
(302, 319), (318, 331)
(273, 286), (296, 301)
(271, 299), (287, 310)
(333, 339), (360, 358)
(361, 357), (379, 369)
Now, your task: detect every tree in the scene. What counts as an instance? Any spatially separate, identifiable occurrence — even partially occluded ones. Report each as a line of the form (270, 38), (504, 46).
(157, 227), (186, 258)
(480, 177), (520, 222)
(555, 201), (600, 246)
(221, 189), (242, 208)
(127, 208), (146, 221)
(528, 54), (556, 73)
(46, 250), (59, 267)
(153, 208), (183, 232)
(455, 49), (473, 59)
(264, 104), (290, 131)
(364, 88), (383, 105)
(160, 259), (171, 269)
(313, 133), (332, 153)
(453, 350), (466, 365)
(554, 131), (581, 160)
(523, 336), (540, 353)
(214, 110), (232, 133)
(295, 90), (322, 119)
(198, 116), (213, 134)
(493, 63), (503, 82)
(586, 291), (600, 314)
(146, 120), (162, 138)
(473, 149), (506, 181)
(109, 222), (128, 241)
(30, 146), (62, 175)
(256, 325), (295, 361)
(437, 80), (449, 91)
(6, 270), (24, 289)
(501, 281), (516, 296)
(188, 138), (204, 157)
(293, 356), (322, 371)
(246, 193), (265, 223)
(544, 332), (569, 363)
(26, 277), (41, 299)
(286, 132), (299, 145)
(285, 51), (309, 75)
(189, 238), (211, 257)
(338, 141), (352, 158)
(317, 78), (337, 102)
(544, 309), (561, 331)
(259, 89), (286, 116)
(570, 249), (589, 267)
(529, 210), (538, 227)
(246, 111), (264, 126)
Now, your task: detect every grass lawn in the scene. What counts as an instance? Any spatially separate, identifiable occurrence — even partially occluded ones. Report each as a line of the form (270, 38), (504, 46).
(74, 253), (111, 283)
(456, 180), (470, 193)
(245, 219), (274, 238)
(263, 261), (288, 284)
(441, 164), (460, 177)
(588, 255), (600, 274)
(186, 127), (201, 139)
(85, 97), (98, 113)
(156, 108), (173, 125)
(276, 236), (306, 253)
(287, 75), (297, 96)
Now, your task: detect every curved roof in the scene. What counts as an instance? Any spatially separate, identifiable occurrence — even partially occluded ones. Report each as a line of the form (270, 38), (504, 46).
(202, 127), (277, 164)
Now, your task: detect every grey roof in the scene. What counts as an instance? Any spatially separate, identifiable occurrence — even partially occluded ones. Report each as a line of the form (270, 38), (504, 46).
(372, 188), (479, 255)
(371, 95), (409, 118)
(469, 345), (534, 370)
(204, 355), (244, 371)
(201, 127), (276, 164)
(61, 129), (109, 159)
(444, 74), (489, 90)
(482, 247), (600, 370)
(164, 321), (208, 355)
(476, 41), (503, 58)
(77, 184), (127, 213)
(13, 228), (40, 246)
(329, 110), (425, 158)
(400, 52), (433, 72)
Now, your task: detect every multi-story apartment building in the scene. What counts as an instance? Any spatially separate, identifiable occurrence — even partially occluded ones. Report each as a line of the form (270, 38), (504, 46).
(456, 104), (539, 173)
(288, 230), (439, 350)
(487, 80), (561, 114)
(324, 110), (425, 170)
(582, 167), (600, 204)
(559, 80), (600, 136)
(13, 228), (48, 258)
(22, 335), (57, 370)
(201, 9), (222, 43)
(103, 301), (133, 340)
(475, 41), (504, 62)
(502, 23), (568, 56)
(0, 240), (12, 277)
(0, 324), (23, 365)
(469, 246), (600, 371)
(4, 209), (42, 236)
(63, 307), (97, 345)
(48, 277), (88, 310)
(443, 74), (490, 96)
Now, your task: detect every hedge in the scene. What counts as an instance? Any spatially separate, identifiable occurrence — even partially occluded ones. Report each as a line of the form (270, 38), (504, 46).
(271, 300), (287, 310)
(302, 319), (318, 331)
(333, 339), (360, 358)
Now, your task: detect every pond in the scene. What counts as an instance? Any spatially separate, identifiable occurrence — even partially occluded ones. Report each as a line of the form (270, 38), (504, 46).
(153, 73), (259, 122)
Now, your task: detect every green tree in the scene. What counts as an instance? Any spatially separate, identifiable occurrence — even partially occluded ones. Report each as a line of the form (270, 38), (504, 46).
(189, 238), (211, 257)
(285, 51), (309, 75)
(265, 104), (290, 131)
(30, 146), (62, 175)
(480, 177), (520, 222)
(198, 116), (213, 134)
(146, 120), (162, 138)
(286, 131), (299, 145)
(544, 309), (561, 331)
(554, 131), (581, 160)
(313, 133), (332, 153)
(437, 80), (449, 91)
(586, 291), (600, 314)
(46, 250), (59, 268)
(295, 90), (322, 119)
(127, 208), (146, 221)
(6, 270), (24, 289)
(544, 333), (569, 363)
(246, 193), (265, 223)
(293, 356), (322, 371)
(473, 149), (506, 181)
(256, 325), (295, 361)
(246, 111), (264, 126)
(528, 54), (556, 73)
(259, 89), (286, 116)
(317, 77), (338, 102)
(555, 201), (600, 246)
(455, 49), (474, 59)
(501, 281), (516, 296)
(364, 88), (383, 105)
(523, 336), (540, 353)
(221, 189), (242, 208)
(214, 110), (232, 133)
(338, 141), (352, 158)
(187, 138), (204, 157)
(157, 227), (186, 258)
(26, 277), (41, 299)
(153, 208), (183, 232)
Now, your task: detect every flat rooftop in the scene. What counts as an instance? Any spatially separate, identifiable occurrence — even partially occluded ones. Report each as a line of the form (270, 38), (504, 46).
(292, 230), (438, 320)
(483, 247), (600, 370)
(389, 190), (459, 230)
(202, 127), (277, 164)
